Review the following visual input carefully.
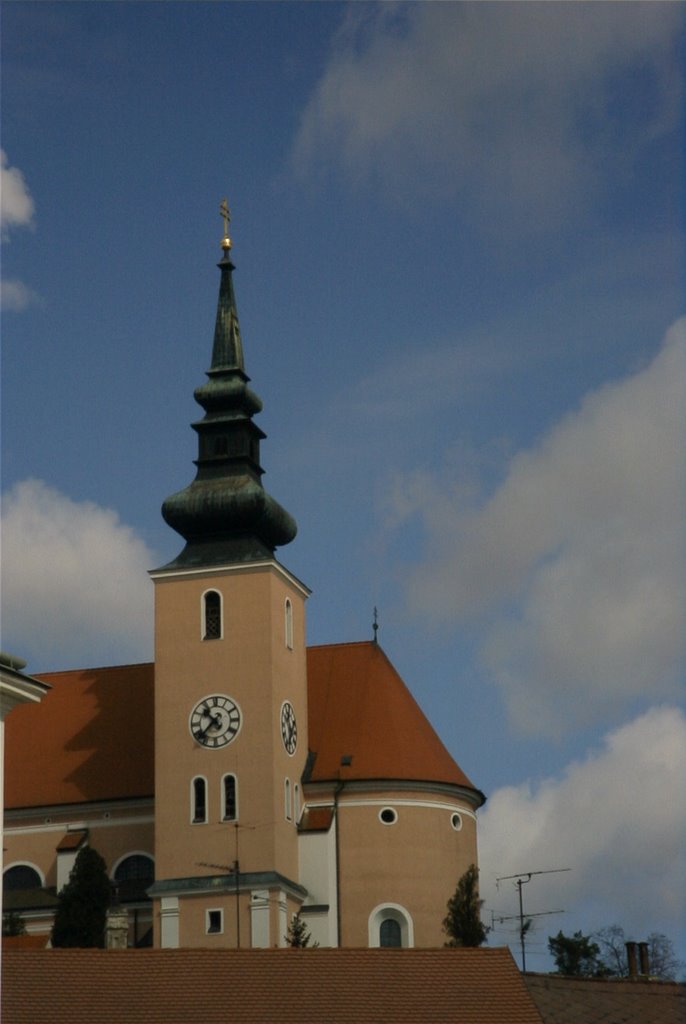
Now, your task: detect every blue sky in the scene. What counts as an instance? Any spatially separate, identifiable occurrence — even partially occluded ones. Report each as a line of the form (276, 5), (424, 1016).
(2, 2), (684, 971)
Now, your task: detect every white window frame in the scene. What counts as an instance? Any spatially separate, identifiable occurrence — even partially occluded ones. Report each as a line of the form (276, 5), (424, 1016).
(378, 806), (398, 825)
(201, 588), (223, 641)
(368, 903), (414, 948)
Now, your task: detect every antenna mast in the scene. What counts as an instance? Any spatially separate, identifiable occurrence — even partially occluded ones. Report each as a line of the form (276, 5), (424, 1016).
(495, 868), (570, 972)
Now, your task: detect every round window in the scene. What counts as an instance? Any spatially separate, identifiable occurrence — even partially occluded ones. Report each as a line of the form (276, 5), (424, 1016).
(379, 807), (398, 825)
(450, 812), (462, 831)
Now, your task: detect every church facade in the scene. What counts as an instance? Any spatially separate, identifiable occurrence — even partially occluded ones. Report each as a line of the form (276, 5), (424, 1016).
(3, 213), (485, 950)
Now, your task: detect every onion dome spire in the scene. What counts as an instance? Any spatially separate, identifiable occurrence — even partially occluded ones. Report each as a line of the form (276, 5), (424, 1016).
(159, 202), (297, 569)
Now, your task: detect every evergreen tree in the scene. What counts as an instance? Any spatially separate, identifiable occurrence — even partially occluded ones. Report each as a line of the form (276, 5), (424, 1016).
(51, 846), (111, 948)
(547, 930), (607, 976)
(443, 864), (489, 947)
(285, 911), (318, 948)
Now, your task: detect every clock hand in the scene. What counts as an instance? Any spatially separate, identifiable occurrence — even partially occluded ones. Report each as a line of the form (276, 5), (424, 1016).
(197, 710), (221, 738)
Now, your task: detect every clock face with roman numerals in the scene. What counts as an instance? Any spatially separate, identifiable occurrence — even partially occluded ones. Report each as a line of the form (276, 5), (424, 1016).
(189, 695), (242, 749)
(280, 701), (297, 755)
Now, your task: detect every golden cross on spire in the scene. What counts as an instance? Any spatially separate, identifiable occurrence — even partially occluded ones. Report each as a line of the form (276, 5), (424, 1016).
(219, 197), (232, 250)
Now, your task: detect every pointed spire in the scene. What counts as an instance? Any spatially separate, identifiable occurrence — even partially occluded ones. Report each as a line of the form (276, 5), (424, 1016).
(159, 204), (297, 569)
(210, 199), (245, 371)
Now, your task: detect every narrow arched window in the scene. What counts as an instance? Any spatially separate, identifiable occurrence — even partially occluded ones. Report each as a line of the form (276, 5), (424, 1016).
(285, 599), (293, 649)
(284, 778), (292, 821)
(222, 774), (238, 822)
(192, 777), (207, 823)
(203, 590), (222, 640)
(369, 904), (413, 948)
(380, 918), (402, 947)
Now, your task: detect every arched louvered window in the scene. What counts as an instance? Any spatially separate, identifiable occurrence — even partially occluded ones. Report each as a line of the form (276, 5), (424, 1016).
(222, 774), (238, 822)
(286, 598), (294, 647)
(285, 598), (293, 650)
(203, 590), (222, 640)
(192, 777), (207, 823)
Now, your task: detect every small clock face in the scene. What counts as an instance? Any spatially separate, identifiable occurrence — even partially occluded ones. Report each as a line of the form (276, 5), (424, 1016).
(190, 695), (242, 749)
(280, 701), (297, 756)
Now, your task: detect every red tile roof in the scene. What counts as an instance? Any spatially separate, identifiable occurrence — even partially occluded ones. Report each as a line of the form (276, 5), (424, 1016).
(4, 664), (154, 808)
(5, 643), (481, 810)
(306, 642), (480, 794)
(55, 829), (88, 852)
(2, 947), (543, 1023)
(524, 973), (686, 1024)
(298, 805), (335, 832)
(2, 934), (50, 950)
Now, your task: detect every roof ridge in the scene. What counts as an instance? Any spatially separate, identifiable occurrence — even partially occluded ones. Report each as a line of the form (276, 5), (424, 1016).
(307, 640), (377, 651)
(36, 662), (154, 678)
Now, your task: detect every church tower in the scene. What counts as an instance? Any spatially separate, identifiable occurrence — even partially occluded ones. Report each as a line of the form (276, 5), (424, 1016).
(149, 204), (309, 949)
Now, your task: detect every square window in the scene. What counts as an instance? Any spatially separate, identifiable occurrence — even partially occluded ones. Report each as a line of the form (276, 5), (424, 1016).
(207, 909), (223, 934)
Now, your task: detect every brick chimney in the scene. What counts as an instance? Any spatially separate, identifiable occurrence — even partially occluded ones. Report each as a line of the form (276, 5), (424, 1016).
(625, 940), (638, 978)
(638, 941), (650, 977)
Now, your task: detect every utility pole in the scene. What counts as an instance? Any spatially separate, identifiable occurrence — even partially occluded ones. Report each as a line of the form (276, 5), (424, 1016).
(495, 868), (570, 972)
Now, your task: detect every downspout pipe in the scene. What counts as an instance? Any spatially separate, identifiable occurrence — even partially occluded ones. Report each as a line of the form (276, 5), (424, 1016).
(334, 780), (344, 948)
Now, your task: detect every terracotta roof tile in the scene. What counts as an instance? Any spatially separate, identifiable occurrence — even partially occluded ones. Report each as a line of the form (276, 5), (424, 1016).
(5, 663), (154, 809)
(2, 947), (543, 1023)
(55, 828), (88, 852)
(298, 805), (334, 832)
(306, 642), (481, 795)
(5, 643), (481, 809)
(2, 934), (50, 950)
(524, 973), (686, 1024)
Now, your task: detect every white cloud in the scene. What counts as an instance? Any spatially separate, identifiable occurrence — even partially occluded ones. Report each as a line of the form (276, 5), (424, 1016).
(1, 278), (37, 312)
(1, 479), (154, 670)
(293, 4), (681, 226)
(479, 706), (686, 961)
(1, 151), (37, 311)
(1, 150), (35, 236)
(387, 319), (685, 733)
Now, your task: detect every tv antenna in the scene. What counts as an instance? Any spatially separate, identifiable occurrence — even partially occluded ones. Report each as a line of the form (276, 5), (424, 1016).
(495, 868), (570, 972)
(196, 822), (255, 948)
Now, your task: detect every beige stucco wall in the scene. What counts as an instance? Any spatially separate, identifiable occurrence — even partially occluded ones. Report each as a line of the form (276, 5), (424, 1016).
(152, 886), (302, 949)
(152, 560), (309, 947)
(335, 789), (478, 948)
(3, 804), (154, 940)
(3, 805), (154, 892)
